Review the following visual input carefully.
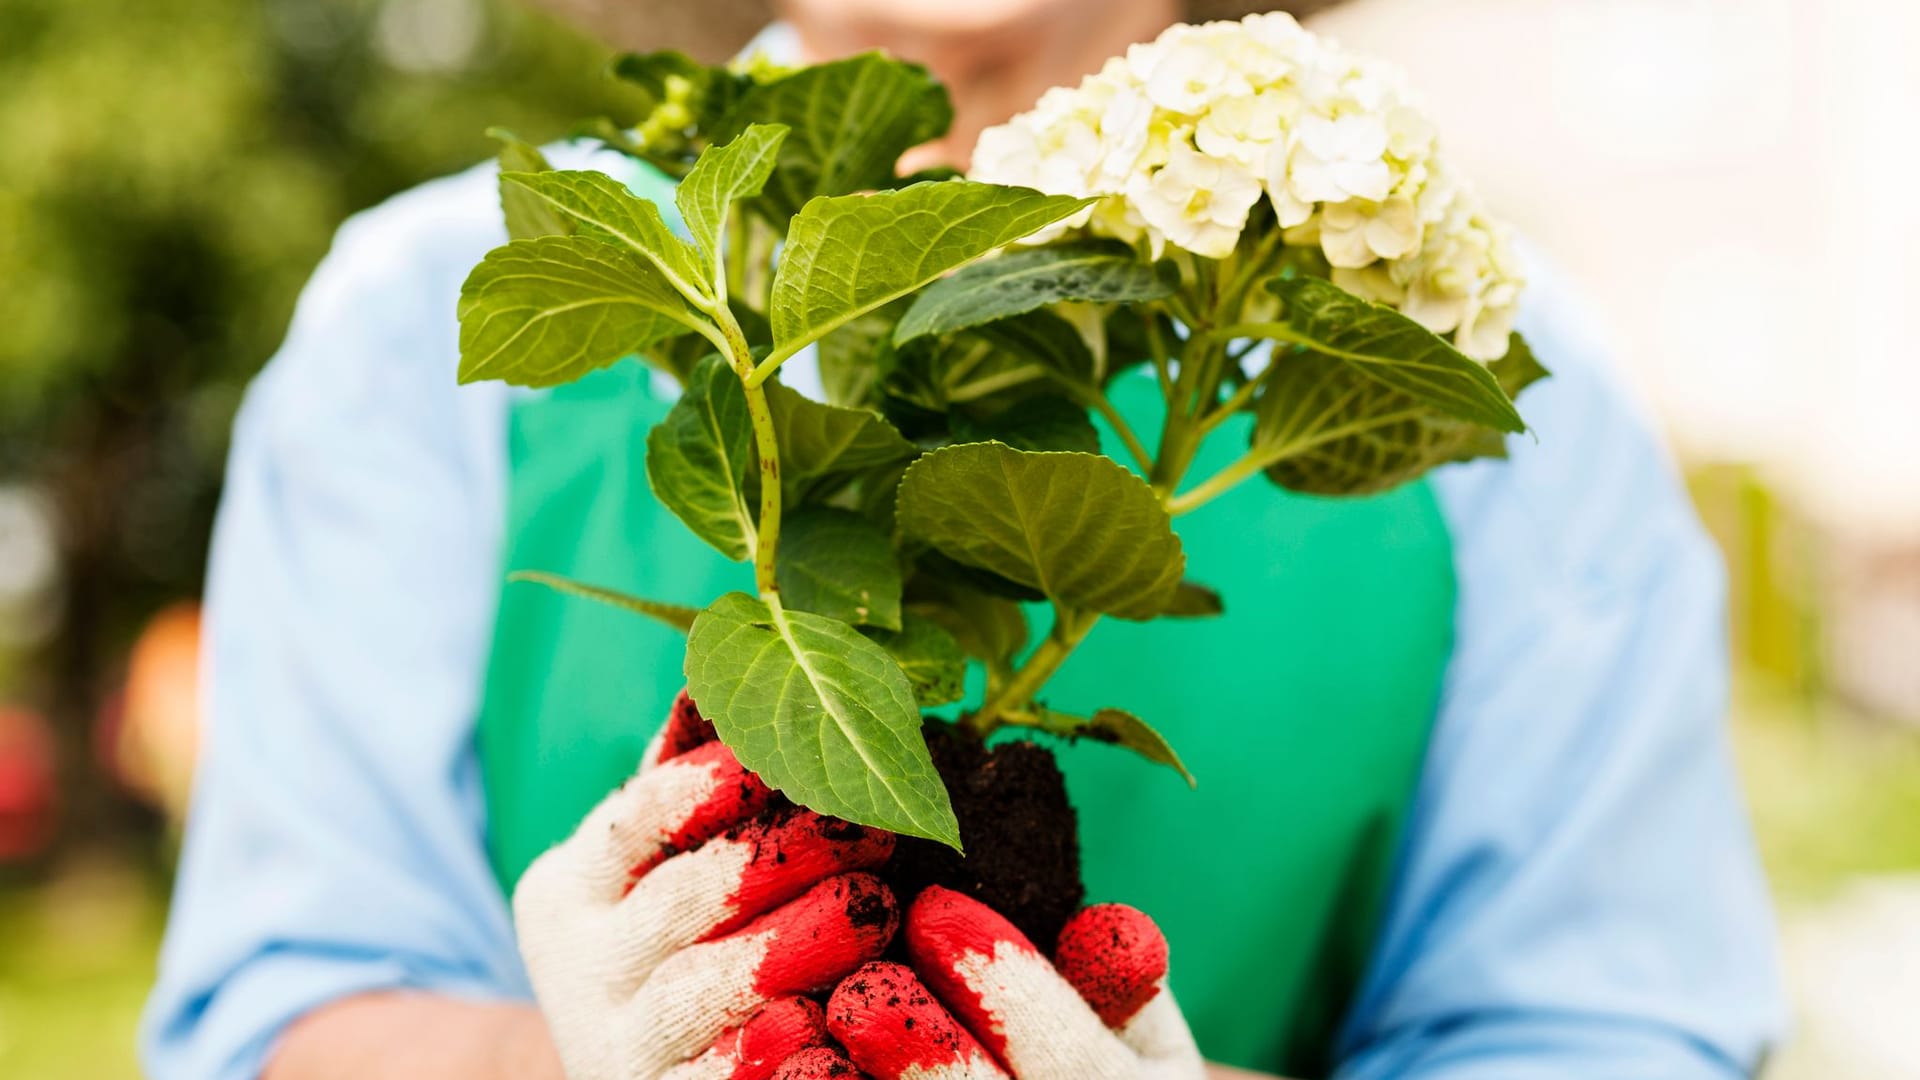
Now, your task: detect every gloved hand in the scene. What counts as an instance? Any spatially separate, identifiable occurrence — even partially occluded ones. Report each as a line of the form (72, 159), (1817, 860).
(515, 692), (901, 1080)
(826, 886), (1205, 1079)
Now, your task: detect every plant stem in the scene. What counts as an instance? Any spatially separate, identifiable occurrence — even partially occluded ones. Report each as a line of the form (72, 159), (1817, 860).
(713, 304), (783, 599)
(1151, 328), (1219, 496)
(1196, 369), (1266, 437)
(1063, 384), (1153, 474)
(947, 363), (1047, 403)
(1197, 321), (1317, 355)
(722, 212), (747, 309)
(1150, 314), (1195, 494)
(1163, 449), (1263, 516)
(1167, 404), (1432, 515)
(1215, 228), (1284, 322)
(1145, 314), (1176, 401)
(964, 604), (1096, 738)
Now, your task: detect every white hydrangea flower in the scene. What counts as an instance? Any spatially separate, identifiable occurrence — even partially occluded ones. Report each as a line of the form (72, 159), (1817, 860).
(1125, 142), (1263, 259)
(1194, 89), (1296, 171)
(1319, 195), (1421, 268)
(1142, 37), (1253, 114)
(968, 12), (1525, 362)
(1283, 114), (1393, 205)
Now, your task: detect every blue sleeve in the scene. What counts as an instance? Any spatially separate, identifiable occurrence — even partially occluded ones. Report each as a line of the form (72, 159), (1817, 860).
(139, 163), (530, 1080)
(1334, 259), (1788, 1078)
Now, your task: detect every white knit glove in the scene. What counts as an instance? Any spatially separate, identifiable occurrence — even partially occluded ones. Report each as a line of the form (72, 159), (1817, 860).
(825, 887), (1205, 1080)
(514, 692), (900, 1080)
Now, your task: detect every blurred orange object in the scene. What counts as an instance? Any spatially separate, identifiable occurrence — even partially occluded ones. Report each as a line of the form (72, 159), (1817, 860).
(108, 602), (203, 822)
(0, 703), (57, 861)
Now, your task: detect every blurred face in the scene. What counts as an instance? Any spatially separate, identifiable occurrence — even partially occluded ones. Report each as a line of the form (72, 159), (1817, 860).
(776, 0), (1180, 169)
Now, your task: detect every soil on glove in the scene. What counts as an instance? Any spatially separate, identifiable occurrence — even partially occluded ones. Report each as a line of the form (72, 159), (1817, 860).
(880, 722), (1085, 948)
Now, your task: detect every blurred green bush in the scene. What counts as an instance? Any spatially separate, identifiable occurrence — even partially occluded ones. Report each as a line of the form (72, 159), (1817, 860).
(0, 0), (633, 851)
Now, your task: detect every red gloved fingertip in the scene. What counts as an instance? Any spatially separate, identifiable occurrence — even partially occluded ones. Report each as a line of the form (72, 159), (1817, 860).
(707, 811), (897, 939)
(771, 1047), (865, 1080)
(630, 741), (776, 883)
(742, 872), (900, 997)
(827, 961), (1000, 1080)
(658, 689), (720, 761)
(718, 997), (828, 1080)
(902, 886), (1039, 1064)
(1053, 903), (1169, 1029)
(904, 885), (1039, 972)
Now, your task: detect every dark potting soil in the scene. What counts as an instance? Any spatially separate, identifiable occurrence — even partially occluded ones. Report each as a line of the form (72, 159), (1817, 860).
(879, 722), (1085, 949)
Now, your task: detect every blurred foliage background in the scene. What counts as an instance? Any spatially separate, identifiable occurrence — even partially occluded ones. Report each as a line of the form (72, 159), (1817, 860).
(0, 0), (629, 1073)
(1, 0), (1917, 1077)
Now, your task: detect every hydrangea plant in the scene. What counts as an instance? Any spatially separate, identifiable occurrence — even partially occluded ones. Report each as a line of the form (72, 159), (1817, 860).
(457, 14), (1545, 850)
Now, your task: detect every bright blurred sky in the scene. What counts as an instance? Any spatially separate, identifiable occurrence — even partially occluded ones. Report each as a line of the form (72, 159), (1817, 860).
(1316, 0), (1920, 539)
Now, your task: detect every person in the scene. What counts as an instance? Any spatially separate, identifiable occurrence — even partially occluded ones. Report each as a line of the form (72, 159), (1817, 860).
(141, 1), (1788, 1078)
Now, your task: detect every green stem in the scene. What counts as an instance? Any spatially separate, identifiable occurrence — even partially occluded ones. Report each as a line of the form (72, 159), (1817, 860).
(722, 212), (747, 310)
(1085, 389), (1154, 475)
(1198, 322), (1316, 353)
(964, 605), (1096, 738)
(1163, 449), (1264, 517)
(713, 305), (783, 599)
(1150, 323), (1195, 491)
(1196, 370), (1266, 437)
(1151, 329), (1220, 495)
(947, 363), (1047, 403)
(1215, 229), (1285, 322)
(1192, 344), (1231, 427)
(1167, 404), (1432, 515)
(1146, 316), (1176, 401)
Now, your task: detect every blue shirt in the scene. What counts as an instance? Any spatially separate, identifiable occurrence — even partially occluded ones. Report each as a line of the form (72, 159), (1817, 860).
(141, 146), (1787, 1079)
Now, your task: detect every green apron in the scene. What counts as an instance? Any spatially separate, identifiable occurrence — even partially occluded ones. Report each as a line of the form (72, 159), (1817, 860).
(475, 169), (1458, 1076)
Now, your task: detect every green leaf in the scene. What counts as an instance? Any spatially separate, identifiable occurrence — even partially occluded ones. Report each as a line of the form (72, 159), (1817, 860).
(769, 181), (1097, 364)
(764, 379), (917, 498)
(506, 571), (698, 632)
(905, 578), (1029, 673)
(686, 592), (961, 848)
(718, 52), (953, 218)
(951, 395), (1099, 454)
(676, 124), (790, 272)
(818, 304), (906, 409)
(878, 311), (1089, 427)
(894, 241), (1176, 345)
(851, 458), (912, 538)
(1261, 275), (1524, 433)
(1042, 707), (1195, 787)
(606, 52), (752, 176)
(633, 300), (765, 385)
(645, 355), (756, 559)
(966, 309), (1097, 388)
(457, 236), (707, 387)
(488, 128), (572, 241)
(1253, 348), (1474, 496)
(897, 442), (1184, 620)
(866, 615), (966, 707)
(776, 507), (902, 630)
(1251, 330), (1548, 496)
(610, 50), (724, 113)
(1101, 306), (1177, 386)
(1161, 580), (1224, 618)
(1490, 331), (1550, 397)
(501, 170), (710, 304)
(914, 549), (1045, 604)
(638, 333), (716, 385)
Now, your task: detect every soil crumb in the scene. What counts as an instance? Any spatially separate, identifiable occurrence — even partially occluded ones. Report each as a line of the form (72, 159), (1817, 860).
(881, 723), (1085, 948)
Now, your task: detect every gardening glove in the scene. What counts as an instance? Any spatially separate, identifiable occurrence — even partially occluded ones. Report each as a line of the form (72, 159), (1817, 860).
(515, 691), (901, 1080)
(770, 1047), (868, 1079)
(826, 886), (1204, 1079)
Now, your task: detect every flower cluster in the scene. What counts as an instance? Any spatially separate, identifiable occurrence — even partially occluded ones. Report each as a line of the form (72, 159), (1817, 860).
(969, 13), (1523, 360)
